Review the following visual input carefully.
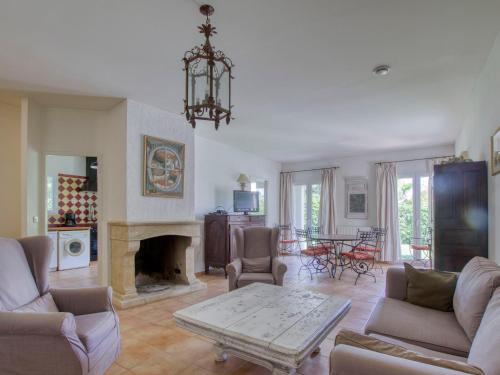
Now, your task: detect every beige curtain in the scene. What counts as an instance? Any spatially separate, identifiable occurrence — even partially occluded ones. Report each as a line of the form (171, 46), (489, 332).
(376, 163), (400, 262)
(319, 168), (336, 234)
(426, 158), (446, 226)
(279, 172), (293, 227)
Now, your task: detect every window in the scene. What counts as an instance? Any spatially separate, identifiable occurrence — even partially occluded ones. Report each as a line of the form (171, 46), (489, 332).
(47, 176), (56, 214)
(292, 183), (321, 229)
(250, 180), (267, 215)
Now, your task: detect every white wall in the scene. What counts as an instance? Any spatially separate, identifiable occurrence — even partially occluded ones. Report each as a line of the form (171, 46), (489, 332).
(455, 32), (500, 263)
(125, 100), (195, 221)
(283, 144), (454, 229)
(194, 135), (282, 272)
(0, 99), (22, 237)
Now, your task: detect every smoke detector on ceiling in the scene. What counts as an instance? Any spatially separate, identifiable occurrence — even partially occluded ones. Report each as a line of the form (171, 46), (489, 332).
(373, 65), (391, 76)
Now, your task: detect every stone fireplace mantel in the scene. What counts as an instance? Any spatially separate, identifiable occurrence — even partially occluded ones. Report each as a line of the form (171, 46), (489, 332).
(109, 220), (206, 309)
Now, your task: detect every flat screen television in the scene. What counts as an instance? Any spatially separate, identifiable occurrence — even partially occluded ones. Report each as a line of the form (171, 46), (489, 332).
(233, 190), (259, 214)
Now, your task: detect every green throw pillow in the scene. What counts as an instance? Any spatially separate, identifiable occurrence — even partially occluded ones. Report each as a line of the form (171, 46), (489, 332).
(404, 263), (457, 312)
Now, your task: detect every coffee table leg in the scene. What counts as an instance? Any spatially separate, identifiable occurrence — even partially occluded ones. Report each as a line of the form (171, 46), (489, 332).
(272, 366), (296, 375)
(214, 343), (228, 362)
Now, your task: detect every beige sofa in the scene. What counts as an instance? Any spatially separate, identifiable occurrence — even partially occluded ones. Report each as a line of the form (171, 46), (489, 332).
(331, 257), (500, 375)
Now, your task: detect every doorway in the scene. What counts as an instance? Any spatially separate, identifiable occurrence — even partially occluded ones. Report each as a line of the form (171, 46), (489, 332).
(45, 154), (99, 287)
(397, 174), (429, 261)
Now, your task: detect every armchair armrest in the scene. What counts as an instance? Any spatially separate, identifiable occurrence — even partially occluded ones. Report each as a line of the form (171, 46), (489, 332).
(226, 258), (242, 291)
(50, 286), (113, 315)
(272, 257), (287, 286)
(385, 267), (408, 300)
(330, 345), (470, 375)
(0, 311), (76, 336)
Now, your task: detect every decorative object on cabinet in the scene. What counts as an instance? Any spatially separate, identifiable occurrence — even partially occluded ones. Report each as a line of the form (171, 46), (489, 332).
(204, 213), (266, 277)
(491, 126), (500, 175)
(345, 177), (368, 219)
(434, 161), (488, 272)
(182, 4), (234, 130)
(143, 135), (185, 198)
(440, 151), (473, 165)
(236, 173), (250, 190)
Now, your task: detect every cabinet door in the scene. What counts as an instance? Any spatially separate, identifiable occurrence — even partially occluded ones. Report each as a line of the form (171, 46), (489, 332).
(205, 218), (227, 266)
(434, 162), (488, 271)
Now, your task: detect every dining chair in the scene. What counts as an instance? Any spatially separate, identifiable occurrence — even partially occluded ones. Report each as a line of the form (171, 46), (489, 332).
(409, 227), (433, 268)
(295, 228), (333, 280)
(339, 230), (378, 285)
(277, 224), (298, 257)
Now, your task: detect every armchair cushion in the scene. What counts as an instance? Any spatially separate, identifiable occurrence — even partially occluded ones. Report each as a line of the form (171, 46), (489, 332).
(242, 256), (271, 273)
(453, 257), (500, 341)
(0, 238), (40, 311)
(334, 329), (482, 375)
(365, 297), (471, 357)
(237, 274), (275, 288)
(75, 311), (117, 352)
(50, 287), (113, 316)
(15, 293), (59, 313)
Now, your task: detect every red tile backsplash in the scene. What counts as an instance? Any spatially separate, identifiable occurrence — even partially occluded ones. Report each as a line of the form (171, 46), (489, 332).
(48, 173), (98, 227)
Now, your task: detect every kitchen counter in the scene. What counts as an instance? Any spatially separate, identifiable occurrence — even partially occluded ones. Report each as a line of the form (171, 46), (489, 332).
(48, 226), (91, 232)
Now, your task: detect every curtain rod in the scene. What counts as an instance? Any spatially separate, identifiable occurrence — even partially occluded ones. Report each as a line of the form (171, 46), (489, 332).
(280, 166), (339, 174)
(374, 155), (452, 165)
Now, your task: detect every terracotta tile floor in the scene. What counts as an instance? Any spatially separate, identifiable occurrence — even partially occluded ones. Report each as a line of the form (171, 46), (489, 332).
(50, 257), (389, 375)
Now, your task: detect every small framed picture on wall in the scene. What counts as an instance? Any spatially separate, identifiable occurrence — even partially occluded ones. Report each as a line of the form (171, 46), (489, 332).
(491, 126), (500, 176)
(345, 177), (368, 219)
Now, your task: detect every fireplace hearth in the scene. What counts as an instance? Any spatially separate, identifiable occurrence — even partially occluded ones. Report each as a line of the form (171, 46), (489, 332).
(109, 221), (206, 309)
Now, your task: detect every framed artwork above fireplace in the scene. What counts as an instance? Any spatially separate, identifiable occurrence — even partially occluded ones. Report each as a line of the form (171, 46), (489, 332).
(143, 135), (185, 198)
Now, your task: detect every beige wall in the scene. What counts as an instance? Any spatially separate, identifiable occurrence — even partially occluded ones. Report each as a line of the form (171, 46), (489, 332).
(0, 99), (22, 237)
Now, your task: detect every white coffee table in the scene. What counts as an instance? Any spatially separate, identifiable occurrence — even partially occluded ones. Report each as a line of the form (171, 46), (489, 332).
(173, 282), (351, 374)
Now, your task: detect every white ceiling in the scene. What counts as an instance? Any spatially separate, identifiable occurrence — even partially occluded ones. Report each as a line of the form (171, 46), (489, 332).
(1, 0), (499, 162)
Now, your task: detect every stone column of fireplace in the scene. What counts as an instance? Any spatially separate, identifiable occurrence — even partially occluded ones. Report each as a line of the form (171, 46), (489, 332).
(109, 221), (206, 309)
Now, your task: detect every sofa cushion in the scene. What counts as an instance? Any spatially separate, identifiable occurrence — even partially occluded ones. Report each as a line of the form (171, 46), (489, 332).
(453, 257), (500, 341)
(335, 329), (482, 375)
(237, 273), (275, 288)
(242, 256), (271, 273)
(75, 311), (117, 353)
(404, 263), (457, 312)
(365, 297), (471, 357)
(14, 293), (59, 313)
(0, 238), (40, 311)
(467, 288), (500, 375)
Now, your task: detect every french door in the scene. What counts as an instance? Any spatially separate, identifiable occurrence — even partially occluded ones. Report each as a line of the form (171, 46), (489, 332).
(292, 183), (321, 229)
(397, 174), (430, 261)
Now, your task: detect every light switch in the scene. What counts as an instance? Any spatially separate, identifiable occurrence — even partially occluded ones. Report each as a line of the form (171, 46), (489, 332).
(32, 216), (39, 223)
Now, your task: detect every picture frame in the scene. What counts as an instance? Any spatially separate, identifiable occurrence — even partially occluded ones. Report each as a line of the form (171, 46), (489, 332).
(143, 135), (185, 198)
(345, 177), (368, 219)
(491, 126), (500, 176)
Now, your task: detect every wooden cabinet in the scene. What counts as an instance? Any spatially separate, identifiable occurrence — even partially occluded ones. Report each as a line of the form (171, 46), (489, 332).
(434, 161), (488, 272)
(204, 214), (266, 277)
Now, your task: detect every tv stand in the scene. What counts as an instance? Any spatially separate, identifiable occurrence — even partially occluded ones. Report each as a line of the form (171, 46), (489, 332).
(204, 213), (266, 277)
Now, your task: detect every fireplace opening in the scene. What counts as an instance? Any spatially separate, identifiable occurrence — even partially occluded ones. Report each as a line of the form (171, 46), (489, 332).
(135, 235), (189, 294)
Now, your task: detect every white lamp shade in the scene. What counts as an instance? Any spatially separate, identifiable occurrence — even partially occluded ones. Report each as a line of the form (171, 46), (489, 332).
(237, 174), (250, 184)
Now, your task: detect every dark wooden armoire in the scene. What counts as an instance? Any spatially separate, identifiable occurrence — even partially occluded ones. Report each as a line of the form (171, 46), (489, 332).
(204, 214), (266, 277)
(434, 161), (488, 272)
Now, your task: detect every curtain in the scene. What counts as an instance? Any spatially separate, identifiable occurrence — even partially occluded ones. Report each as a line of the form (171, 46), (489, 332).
(279, 172), (293, 228)
(426, 158), (446, 226)
(319, 168), (336, 234)
(376, 163), (400, 262)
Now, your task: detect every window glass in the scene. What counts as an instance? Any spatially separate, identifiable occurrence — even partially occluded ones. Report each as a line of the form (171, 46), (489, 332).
(250, 181), (266, 215)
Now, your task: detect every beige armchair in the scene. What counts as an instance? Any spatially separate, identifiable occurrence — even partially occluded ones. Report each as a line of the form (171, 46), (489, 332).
(0, 236), (120, 375)
(226, 227), (287, 291)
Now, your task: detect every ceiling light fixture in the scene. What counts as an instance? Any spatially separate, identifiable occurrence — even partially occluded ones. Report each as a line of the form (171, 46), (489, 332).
(183, 4), (234, 130)
(373, 64), (391, 76)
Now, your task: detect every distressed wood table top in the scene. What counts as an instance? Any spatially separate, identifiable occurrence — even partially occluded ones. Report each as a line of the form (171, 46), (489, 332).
(174, 283), (351, 370)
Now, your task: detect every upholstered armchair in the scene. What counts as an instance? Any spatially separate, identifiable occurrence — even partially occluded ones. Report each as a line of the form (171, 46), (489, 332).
(226, 227), (287, 291)
(0, 236), (120, 375)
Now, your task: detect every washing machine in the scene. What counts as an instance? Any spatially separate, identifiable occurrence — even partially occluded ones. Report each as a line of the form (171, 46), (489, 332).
(58, 229), (90, 270)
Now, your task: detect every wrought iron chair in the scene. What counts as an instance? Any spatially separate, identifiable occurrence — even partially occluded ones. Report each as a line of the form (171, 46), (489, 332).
(339, 230), (378, 285)
(410, 227), (433, 268)
(277, 224), (298, 257)
(296, 228), (334, 280)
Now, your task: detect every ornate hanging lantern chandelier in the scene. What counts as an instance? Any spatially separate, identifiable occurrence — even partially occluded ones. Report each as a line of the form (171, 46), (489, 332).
(183, 4), (234, 130)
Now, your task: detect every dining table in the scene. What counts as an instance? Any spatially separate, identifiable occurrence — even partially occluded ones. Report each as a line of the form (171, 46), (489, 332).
(308, 233), (359, 277)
